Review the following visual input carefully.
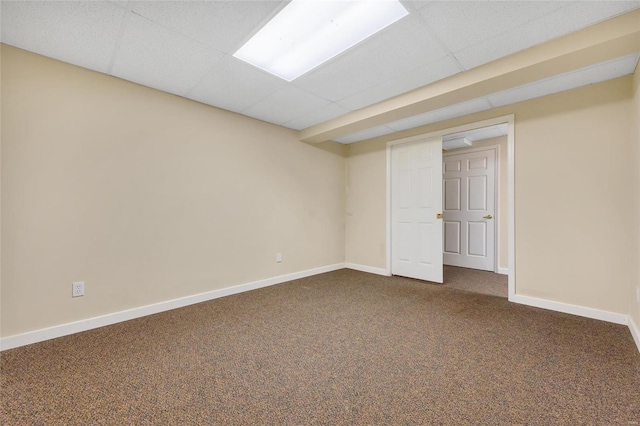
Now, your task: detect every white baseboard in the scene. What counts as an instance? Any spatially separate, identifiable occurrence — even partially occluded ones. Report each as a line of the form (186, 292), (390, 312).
(5, 264), (637, 354)
(629, 316), (640, 354)
(345, 263), (390, 276)
(0, 263), (346, 351)
(510, 294), (628, 325)
(497, 267), (509, 275)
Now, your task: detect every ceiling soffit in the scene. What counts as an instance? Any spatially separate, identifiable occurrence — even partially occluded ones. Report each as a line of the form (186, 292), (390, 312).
(298, 9), (640, 144)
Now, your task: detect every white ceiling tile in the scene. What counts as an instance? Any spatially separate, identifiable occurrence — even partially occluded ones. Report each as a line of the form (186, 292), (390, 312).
(111, 12), (219, 97)
(546, 1), (640, 35)
(241, 87), (332, 126)
(282, 103), (352, 131)
(455, 1), (640, 70)
(294, 14), (448, 102)
(443, 124), (508, 142)
(401, 0), (435, 11)
(0, 1), (126, 73)
(420, 1), (565, 54)
(337, 55), (462, 110)
(333, 125), (397, 144)
(129, 1), (285, 54)
(487, 53), (640, 108)
(109, 1), (129, 8)
(186, 56), (287, 114)
(387, 98), (493, 131)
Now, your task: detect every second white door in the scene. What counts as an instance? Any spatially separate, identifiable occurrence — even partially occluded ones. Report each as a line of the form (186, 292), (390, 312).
(443, 148), (496, 271)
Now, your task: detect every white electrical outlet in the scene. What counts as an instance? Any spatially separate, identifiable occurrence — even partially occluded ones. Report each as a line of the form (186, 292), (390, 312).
(276, 253), (282, 263)
(636, 287), (640, 303)
(72, 281), (85, 297)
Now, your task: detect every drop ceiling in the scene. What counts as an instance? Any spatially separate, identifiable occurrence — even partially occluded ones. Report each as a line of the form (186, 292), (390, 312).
(439, 123), (508, 150)
(443, 123), (508, 144)
(1, 1), (639, 144)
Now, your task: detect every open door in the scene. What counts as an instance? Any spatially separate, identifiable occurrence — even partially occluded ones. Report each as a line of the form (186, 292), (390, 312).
(391, 136), (443, 283)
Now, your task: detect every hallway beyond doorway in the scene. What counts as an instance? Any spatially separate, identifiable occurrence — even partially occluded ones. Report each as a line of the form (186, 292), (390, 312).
(443, 265), (507, 298)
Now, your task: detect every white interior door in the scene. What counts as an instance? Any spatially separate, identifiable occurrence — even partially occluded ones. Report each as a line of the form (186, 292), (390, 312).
(391, 137), (443, 283)
(443, 148), (496, 271)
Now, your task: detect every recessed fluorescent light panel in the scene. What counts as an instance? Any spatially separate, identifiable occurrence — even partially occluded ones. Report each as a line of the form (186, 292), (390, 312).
(233, 0), (409, 81)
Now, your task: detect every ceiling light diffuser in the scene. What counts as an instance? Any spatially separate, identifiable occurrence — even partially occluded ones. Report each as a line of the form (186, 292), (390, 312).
(233, 0), (409, 81)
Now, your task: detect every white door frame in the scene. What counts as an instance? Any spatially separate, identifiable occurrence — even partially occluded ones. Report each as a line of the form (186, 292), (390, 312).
(443, 144), (499, 274)
(386, 114), (515, 300)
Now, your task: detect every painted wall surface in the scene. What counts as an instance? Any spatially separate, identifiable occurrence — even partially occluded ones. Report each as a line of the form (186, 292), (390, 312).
(444, 136), (508, 272)
(631, 63), (640, 329)
(345, 76), (634, 315)
(345, 141), (387, 268)
(0, 45), (346, 337)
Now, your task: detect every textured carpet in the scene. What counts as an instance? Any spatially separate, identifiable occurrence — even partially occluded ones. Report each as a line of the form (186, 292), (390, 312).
(443, 265), (508, 298)
(2, 269), (639, 425)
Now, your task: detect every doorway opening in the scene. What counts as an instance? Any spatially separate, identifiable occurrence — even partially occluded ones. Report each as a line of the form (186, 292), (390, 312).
(442, 124), (507, 297)
(386, 115), (515, 300)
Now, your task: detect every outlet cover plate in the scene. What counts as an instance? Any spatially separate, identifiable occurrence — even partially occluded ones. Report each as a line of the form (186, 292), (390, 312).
(72, 281), (85, 297)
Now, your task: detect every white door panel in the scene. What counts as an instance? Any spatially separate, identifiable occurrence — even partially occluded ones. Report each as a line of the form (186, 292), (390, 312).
(444, 160), (461, 172)
(398, 222), (412, 261)
(468, 176), (487, 210)
(444, 221), (461, 254)
(468, 221), (487, 256)
(391, 138), (443, 283)
(444, 178), (461, 210)
(443, 149), (495, 271)
(468, 157), (487, 169)
(418, 167), (433, 208)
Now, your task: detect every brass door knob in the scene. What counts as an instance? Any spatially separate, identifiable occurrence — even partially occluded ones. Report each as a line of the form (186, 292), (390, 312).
(483, 215), (493, 219)
(436, 213), (443, 219)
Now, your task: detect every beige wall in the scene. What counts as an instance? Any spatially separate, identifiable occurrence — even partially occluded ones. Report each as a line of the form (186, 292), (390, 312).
(444, 136), (508, 272)
(0, 45), (346, 337)
(631, 62), (640, 328)
(2, 42), (638, 340)
(345, 141), (387, 268)
(346, 76), (634, 315)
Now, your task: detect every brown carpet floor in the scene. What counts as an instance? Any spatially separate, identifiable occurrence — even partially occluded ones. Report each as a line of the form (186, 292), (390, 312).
(443, 265), (508, 298)
(2, 269), (639, 425)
